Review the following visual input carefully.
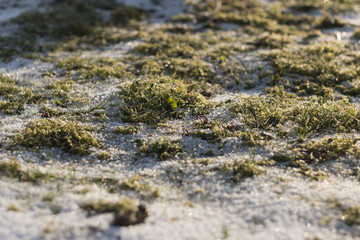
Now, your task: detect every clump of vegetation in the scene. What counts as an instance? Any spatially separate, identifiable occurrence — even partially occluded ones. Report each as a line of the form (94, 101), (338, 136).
(0, 0), (148, 59)
(263, 43), (360, 96)
(140, 136), (183, 160)
(190, 120), (233, 143)
(0, 159), (54, 183)
(342, 206), (360, 226)
(301, 136), (359, 163)
(287, 0), (357, 14)
(118, 77), (212, 124)
(110, 4), (147, 24)
(253, 33), (293, 49)
(113, 125), (139, 135)
(314, 14), (347, 29)
(230, 94), (360, 133)
(81, 198), (148, 226)
(222, 160), (268, 182)
(298, 168), (328, 181)
(14, 118), (100, 154)
(133, 32), (206, 58)
(120, 174), (160, 198)
(0, 75), (43, 114)
(57, 57), (126, 80)
(353, 29), (360, 39)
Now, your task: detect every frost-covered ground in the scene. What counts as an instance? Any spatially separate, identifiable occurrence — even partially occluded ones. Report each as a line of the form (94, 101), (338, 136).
(1, 0), (360, 239)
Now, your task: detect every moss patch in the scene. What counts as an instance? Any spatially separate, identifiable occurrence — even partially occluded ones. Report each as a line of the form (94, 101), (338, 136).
(14, 118), (100, 154)
(263, 43), (360, 97)
(118, 77), (212, 124)
(229, 94), (360, 133)
(342, 206), (360, 226)
(57, 57), (126, 80)
(81, 198), (148, 226)
(0, 159), (54, 183)
(140, 136), (183, 160)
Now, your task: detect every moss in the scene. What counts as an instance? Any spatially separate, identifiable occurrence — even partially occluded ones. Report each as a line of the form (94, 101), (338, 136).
(190, 120), (235, 143)
(133, 32), (206, 58)
(287, 0), (357, 14)
(0, 159), (54, 183)
(97, 151), (111, 160)
(353, 29), (360, 39)
(253, 33), (293, 49)
(298, 168), (328, 181)
(302, 136), (358, 163)
(262, 43), (360, 96)
(81, 198), (148, 226)
(110, 4), (147, 25)
(118, 77), (212, 124)
(0, 75), (43, 114)
(140, 136), (183, 160)
(14, 118), (100, 154)
(313, 14), (347, 29)
(1, 1), (148, 59)
(230, 94), (360, 134)
(342, 206), (360, 226)
(7, 204), (21, 212)
(57, 57), (126, 80)
(120, 174), (160, 198)
(223, 160), (264, 182)
(113, 125), (139, 135)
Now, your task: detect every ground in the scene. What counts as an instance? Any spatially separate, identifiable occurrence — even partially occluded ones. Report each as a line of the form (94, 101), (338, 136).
(0, 0), (360, 239)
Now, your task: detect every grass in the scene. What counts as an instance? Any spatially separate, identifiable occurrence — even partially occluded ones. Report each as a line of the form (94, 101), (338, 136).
(14, 118), (100, 155)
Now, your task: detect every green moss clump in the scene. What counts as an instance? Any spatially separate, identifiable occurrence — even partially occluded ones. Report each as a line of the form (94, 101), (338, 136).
(57, 57), (126, 80)
(287, 0), (357, 14)
(0, 159), (54, 183)
(110, 4), (147, 24)
(113, 125), (138, 135)
(353, 29), (360, 39)
(253, 33), (293, 49)
(140, 136), (183, 160)
(14, 118), (100, 154)
(263, 43), (360, 96)
(118, 77), (212, 124)
(81, 198), (148, 226)
(314, 14), (347, 29)
(223, 160), (264, 182)
(0, 75), (43, 114)
(342, 206), (360, 226)
(302, 136), (358, 163)
(230, 94), (360, 133)
(133, 32), (206, 58)
(298, 168), (328, 181)
(120, 174), (160, 198)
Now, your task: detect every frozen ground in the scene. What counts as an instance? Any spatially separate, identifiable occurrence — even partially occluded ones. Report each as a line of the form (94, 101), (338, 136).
(0, 0), (360, 240)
